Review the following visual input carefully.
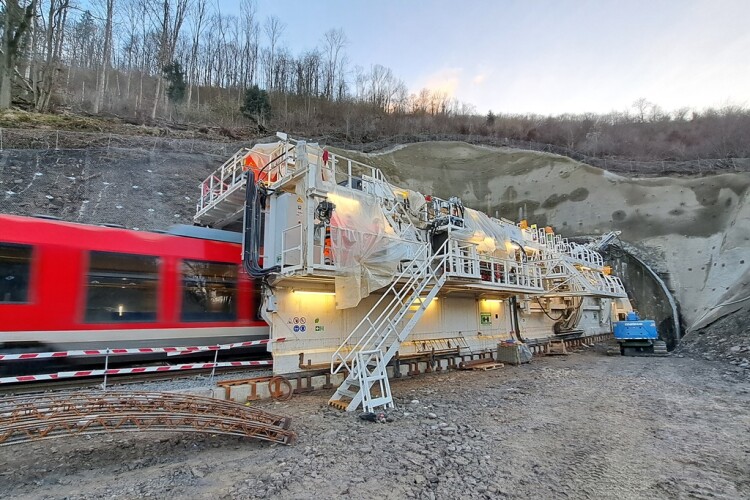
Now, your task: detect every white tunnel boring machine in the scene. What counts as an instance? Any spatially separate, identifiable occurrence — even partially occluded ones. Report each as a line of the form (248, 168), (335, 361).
(194, 133), (630, 412)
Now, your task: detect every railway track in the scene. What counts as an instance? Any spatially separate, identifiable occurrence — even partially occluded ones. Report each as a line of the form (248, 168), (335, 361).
(0, 363), (272, 396)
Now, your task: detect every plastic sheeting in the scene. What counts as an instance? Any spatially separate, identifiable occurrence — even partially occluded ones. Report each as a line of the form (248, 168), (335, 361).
(328, 185), (413, 309)
(449, 207), (522, 258)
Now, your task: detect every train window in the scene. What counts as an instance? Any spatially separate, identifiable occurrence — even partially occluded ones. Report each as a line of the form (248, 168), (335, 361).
(0, 243), (32, 303)
(85, 252), (159, 323)
(181, 260), (237, 322)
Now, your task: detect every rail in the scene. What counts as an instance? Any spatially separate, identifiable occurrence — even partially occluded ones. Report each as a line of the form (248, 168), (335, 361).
(195, 147), (251, 215)
(331, 239), (449, 375)
(439, 241), (545, 291)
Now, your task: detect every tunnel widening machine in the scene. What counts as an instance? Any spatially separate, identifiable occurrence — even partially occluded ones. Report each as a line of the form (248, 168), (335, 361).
(194, 132), (632, 412)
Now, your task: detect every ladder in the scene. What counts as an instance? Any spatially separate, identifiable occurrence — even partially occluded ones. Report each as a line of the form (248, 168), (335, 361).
(329, 241), (450, 411)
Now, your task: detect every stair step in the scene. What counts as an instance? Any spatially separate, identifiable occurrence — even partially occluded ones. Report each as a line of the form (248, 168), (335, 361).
(328, 400), (349, 411)
(336, 388), (359, 399)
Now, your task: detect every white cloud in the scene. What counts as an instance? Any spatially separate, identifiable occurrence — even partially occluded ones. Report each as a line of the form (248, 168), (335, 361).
(416, 67), (464, 97)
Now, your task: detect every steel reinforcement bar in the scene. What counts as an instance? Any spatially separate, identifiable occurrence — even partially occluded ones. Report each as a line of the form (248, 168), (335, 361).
(0, 391), (296, 446)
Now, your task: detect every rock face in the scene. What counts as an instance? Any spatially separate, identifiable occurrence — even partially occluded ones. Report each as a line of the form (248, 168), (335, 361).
(0, 148), (223, 231)
(336, 142), (750, 333)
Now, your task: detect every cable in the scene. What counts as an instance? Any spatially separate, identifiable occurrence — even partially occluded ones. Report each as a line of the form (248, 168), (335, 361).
(534, 296), (566, 321)
(243, 170), (280, 279)
(241, 144), (298, 279)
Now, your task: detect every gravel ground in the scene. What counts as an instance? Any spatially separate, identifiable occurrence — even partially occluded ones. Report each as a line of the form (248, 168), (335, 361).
(2, 348), (749, 500)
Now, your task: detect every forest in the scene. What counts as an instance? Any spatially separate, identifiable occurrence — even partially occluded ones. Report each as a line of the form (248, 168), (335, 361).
(1, 0), (749, 161)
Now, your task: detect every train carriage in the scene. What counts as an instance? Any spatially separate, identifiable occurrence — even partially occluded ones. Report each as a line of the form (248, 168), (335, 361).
(0, 214), (268, 355)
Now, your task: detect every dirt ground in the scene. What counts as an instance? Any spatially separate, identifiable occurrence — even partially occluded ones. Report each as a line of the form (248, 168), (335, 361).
(2, 348), (749, 500)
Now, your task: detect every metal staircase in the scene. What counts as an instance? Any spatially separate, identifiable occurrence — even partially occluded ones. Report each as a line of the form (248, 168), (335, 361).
(329, 241), (449, 412)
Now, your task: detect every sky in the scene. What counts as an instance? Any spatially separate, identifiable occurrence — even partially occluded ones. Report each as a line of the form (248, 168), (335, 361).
(220, 0), (750, 115)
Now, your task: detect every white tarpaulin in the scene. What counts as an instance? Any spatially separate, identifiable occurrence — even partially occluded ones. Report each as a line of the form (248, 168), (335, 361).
(449, 207), (520, 257)
(328, 186), (412, 309)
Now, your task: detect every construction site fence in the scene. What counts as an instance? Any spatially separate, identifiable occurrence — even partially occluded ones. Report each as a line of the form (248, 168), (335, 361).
(0, 338), (280, 386)
(1, 128), (747, 176)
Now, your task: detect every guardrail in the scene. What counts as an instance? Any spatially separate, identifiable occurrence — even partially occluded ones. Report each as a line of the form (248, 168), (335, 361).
(0, 338), (284, 386)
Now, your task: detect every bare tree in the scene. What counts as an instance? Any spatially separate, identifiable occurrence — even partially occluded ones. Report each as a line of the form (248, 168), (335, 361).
(185, 0), (206, 109)
(239, 0), (258, 89)
(262, 15), (284, 90)
(32, 0), (71, 112)
(322, 28), (345, 100)
(0, 0), (37, 109)
(93, 0), (114, 114)
(149, 0), (188, 120)
(632, 97), (652, 123)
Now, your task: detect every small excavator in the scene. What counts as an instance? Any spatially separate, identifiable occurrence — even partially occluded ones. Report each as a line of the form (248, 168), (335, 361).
(610, 311), (668, 356)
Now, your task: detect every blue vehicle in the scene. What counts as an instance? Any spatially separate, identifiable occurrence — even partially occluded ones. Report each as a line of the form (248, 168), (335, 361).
(613, 311), (667, 356)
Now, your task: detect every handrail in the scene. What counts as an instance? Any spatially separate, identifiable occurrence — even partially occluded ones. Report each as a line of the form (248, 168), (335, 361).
(356, 250), (449, 370)
(440, 242), (545, 291)
(331, 239), (449, 374)
(331, 243), (431, 373)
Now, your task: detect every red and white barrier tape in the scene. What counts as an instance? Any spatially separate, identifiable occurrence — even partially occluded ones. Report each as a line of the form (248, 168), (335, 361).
(0, 337), (287, 362)
(0, 360), (273, 384)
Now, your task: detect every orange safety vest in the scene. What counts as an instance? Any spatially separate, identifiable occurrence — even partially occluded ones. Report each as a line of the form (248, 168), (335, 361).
(323, 226), (333, 265)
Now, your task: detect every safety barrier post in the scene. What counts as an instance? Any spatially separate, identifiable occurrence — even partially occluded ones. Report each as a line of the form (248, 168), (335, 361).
(209, 348), (219, 383)
(102, 348), (111, 390)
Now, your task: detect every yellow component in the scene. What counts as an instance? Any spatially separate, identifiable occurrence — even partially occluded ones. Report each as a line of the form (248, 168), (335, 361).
(603, 266), (612, 275)
(519, 219), (528, 229)
(544, 226), (554, 234)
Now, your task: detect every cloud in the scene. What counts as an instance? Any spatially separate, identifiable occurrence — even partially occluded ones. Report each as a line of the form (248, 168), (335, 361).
(472, 73), (486, 85)
(417, 67), (464, 97)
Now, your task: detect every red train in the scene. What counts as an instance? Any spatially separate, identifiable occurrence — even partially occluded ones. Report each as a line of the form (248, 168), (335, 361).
(0, 214), (268, 357)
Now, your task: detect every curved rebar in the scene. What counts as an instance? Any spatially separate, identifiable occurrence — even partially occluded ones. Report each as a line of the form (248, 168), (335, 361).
(0, 390), (296, 446)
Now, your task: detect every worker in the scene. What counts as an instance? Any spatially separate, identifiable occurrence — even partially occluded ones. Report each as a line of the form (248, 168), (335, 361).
(323, 225), (333, 265)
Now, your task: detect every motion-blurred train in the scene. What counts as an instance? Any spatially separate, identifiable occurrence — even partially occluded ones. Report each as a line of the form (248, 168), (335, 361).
(0, 214), (268, 360)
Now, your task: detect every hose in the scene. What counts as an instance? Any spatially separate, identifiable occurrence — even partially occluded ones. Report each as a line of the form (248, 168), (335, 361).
(243, 170), (280, 278)
(241, 144), (297, 279)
